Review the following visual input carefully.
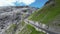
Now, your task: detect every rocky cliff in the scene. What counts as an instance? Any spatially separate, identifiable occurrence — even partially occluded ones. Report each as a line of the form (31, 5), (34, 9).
(0, 6), (38, 34)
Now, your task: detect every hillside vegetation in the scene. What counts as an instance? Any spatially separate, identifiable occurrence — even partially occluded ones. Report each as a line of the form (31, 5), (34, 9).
(5, 21), (46, 34)
(29, 0), (60, 24)
(18, 24), (46, 34)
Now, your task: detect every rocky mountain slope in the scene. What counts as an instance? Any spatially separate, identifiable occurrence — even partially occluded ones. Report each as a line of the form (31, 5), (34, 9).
(0, 6), (38, 34)
(0, 6), (46, 34)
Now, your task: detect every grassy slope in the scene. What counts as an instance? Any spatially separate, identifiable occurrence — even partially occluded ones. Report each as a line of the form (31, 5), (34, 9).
(5, 21), (26, 34)
(5, 24), (17, 34)
(18, 24), (46, 34)
(5, 21), (45, 34)
(29, 0), (60, 24)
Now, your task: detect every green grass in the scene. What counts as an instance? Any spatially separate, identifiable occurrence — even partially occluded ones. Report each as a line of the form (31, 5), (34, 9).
(5, 21), (46, 34)
(58, 24), (60, 26)
(18, 24), (46, 34)
(18, 21), (26, 26)
(29, 0), (60, 24)
(5, 24), (17, 34)
(5, 21), (26, 34)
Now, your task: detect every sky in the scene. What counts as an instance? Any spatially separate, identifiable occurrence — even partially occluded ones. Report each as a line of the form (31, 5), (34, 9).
(0, 0), (48, 8)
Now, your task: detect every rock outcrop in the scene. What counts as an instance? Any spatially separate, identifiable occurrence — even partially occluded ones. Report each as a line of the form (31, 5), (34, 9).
(0, 6), (38, 34)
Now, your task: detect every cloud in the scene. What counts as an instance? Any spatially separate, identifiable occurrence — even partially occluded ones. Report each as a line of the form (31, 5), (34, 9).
(18, 0), (35, 5)
(0, 0), (35, 6)
(0, 0), (16, 6)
